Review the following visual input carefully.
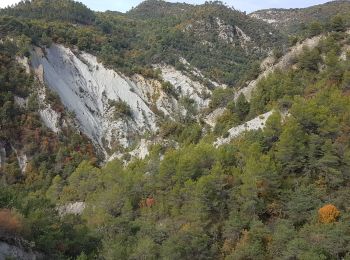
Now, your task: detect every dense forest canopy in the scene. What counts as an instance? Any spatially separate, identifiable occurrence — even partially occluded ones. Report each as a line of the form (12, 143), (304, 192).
(1, 0), (96, 24)
(0, 0), (350, 259)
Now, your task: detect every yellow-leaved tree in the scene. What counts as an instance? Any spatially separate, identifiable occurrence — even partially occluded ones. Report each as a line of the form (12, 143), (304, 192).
(318, 204), (340, 224)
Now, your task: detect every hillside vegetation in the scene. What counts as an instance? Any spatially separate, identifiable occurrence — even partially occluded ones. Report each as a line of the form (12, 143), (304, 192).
(251, 0), (350, 35)
(0, 0), (285, 86)
(0, 0), (350, 259)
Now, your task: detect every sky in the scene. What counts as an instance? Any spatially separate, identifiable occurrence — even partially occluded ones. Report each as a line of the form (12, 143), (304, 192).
(0, 0), (333, 13)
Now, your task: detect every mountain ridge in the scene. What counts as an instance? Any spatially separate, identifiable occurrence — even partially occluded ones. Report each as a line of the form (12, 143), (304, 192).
(250, 0), (350, 33)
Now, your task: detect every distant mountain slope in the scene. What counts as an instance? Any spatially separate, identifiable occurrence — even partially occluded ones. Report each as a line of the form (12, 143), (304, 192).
(0, 0), (96, 24)
(127, 0), (283, 50)
(126, 0), (286, 85)
(0, 0), (286, 87)
(250, 0), (350, 33)
(127, 0), (194, 19)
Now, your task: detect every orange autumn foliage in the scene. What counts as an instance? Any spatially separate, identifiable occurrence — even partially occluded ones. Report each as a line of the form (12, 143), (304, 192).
(146, 197), (156, 207)
(318, 204), (340, 224)
(139, 197), (156, 208)
(0, 209), (23, 235)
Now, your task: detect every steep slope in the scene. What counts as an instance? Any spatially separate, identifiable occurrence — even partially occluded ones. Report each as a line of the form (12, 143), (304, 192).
(236, 34), (324, 101)
(155, 63), (212, 109)
(250, 0), (350, 33)
(125, 1), (286, 85)
(214, 110), (274, 146)
(29, 43), (216, 156)
(129, 0), (282, 50)
(30, 44), (157, 153)
(0, 240), (42, 260)
(0, 0), (286, 87)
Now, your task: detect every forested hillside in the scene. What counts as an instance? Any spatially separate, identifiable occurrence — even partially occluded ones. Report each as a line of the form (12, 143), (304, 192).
(1, 0), (96, 24)
(0, 0), (350, 259)
(0, 0), (285, 86)
(251, 0), (350, 35)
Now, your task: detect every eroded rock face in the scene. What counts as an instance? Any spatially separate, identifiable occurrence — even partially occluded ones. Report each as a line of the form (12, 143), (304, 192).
(0, 142), (6, 168)
(183, 17), (254, 50)
(14, 96), (27, 109)
(58, 202), (86, 216)
(30, 44), (158, 153)
(28, 44), (218, 157)
(204, 108), (226, 128)
(236, 35), (324, 101)
(16, 56), (30, 74)
(130, 74), (179, 117)
(10, 145), (27, 173)
(39, 108), (61, 134)
(215, 110), (274, 146)
(154, 64), (212, 109)
(250, 12), (280, 26)
(0, 241), (41, 260)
